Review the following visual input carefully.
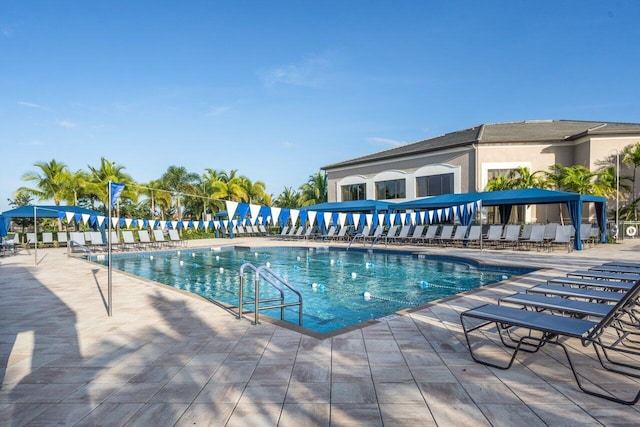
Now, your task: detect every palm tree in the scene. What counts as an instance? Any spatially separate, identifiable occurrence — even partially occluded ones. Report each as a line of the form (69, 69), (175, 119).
(86, 158), (137, 216)
(139, 179), (171, 220)
(623, 142), (640, 219)
(19, 159), (69, 205)
(299, 171), (327, 206)
(211, 169), (247, 202)
(484, 175), (513, 191)
(558, 165), (600, 195)
(61, 169), (90, 206)
(506, 166), (547, 189)
(240, 176), (271, 205)
(160, 166), (199, 220)
(275, 186), (301, 208)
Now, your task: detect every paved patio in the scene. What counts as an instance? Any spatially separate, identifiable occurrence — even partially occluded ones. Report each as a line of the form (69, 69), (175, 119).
(2, 237), (640, 426)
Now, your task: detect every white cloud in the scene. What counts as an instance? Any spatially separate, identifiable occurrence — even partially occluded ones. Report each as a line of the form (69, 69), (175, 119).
(58, 120), (78, 129)
(260, 51), (335, 88)
(366, 137), (407, 147)
(282, 141), (295, 149)
(206, 106), (231, 117)
(19, 101), (48, 110)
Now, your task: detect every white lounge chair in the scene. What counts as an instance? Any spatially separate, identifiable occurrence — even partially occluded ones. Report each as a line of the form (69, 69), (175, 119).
(122, 230), (137, 250)
(26, 232), (37, 248)
(169, 229), (186, 247)
(153, 229), (168, 247)
(435, 225), (454, 246)
(42, 232), (54, 247)
(422, 225), (438, 245)
(57, 231), (68, 247)
(408, 225), (425, 243)
(138, 230), (154, 248)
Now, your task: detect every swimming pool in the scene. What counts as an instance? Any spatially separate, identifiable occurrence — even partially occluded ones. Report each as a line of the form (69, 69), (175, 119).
(92, 246), (534, 334)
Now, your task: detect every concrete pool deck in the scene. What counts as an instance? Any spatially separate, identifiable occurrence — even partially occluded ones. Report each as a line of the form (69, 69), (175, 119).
(2, 237), (640, 425)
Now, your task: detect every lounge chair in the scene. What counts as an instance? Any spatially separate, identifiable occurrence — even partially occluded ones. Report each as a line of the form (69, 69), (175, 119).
(589, 264), (640, 274)
(422, 225), (438, 245)
(169, 229), (186, 247)
(519, 224), (545, 250)
(580, 223), (595, 248)
(57, 231), (68, 247)
(566, 270), (640, 282)
(69, 231), (86, 247)
(546, 276), (634, 292)
(138, 230), (154, 248)
(274, 226), (290, 239)
(42, 232), (54, 247)
(320, 226), (336, 240)
(3, 233), (19, 253)
(450, 225), (469, 247)
(500, 224), (521, 248)
(89, 231), (106, 250)
(121, 230), (138, 250)
(549, 225), (573, 252)
(460, 279), (640, 404)
(484, 225), (503, 248)
(603, 261), (640, 269)
(365, 225), (384, 242)
(26, 232), (37, 248)
(302, 226), (315, 240)
(109, 231), (122, 250)
(382, 225), (398, 244)
(153, 229), (168, 247)
(434, 224), (454, 246)
(408, 225), (425, 244)
(333, 225), (350, 241)
(389, 224), (411, 244)
(463, 225), (482, 247)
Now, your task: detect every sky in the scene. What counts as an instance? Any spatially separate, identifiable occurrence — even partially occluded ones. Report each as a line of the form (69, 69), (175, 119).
(2, 1), (640, 212)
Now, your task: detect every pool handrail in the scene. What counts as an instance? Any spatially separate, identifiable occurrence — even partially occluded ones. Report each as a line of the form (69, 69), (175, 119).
(238, 262), (303, 327)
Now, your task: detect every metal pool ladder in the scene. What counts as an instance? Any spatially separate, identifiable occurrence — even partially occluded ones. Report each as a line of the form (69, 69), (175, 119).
(237, 263), (303, 326)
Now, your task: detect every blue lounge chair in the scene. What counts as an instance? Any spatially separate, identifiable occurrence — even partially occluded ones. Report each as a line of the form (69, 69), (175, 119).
(460, 279), (640, 404)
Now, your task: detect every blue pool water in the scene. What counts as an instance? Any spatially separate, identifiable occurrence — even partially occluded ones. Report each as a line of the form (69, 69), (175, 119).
(92, 247), (534, 333)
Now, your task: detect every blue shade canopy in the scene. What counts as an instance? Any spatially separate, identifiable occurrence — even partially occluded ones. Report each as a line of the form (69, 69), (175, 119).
(391, 189), (607, 250)
(0, 215), (6, 237)
(1, 205), (105, 233)
(305, 200), (392, 213)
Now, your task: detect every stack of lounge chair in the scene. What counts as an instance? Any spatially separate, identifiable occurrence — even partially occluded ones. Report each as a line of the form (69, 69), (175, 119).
(460, 261), (640, 404)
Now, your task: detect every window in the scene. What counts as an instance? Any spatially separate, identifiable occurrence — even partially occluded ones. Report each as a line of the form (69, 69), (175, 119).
(486, 168), (525, 223)
(341, 183), (367, 201)
(416, 173), (454, 197)
(375, 179), (406, 200)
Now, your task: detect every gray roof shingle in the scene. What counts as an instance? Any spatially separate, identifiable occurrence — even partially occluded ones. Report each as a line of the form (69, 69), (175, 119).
(322, 120), (640, 170)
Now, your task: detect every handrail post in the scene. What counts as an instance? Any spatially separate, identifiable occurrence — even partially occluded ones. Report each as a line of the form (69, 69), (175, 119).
(254, 272), (260, 325)
(237, 274), (244, 319)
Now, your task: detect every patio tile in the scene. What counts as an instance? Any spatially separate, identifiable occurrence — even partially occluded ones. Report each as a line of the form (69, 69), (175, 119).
(174, 403), (235, 426)
(123, 402), (189, 426)
(375, 381), (425, 404)
(74, 403), (144, 427)
(285, 381), (331, 403)
(379, 403), (436, 426)
(279, 403), (330, 426)
(331, 382), (377, 404)
(225, 403), (282, 427)
(238, 383), (288, 404)
(330, 404), (382, 426)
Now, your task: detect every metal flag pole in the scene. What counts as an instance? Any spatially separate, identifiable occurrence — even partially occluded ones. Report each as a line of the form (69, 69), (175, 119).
(108, 180), (113, 316)
(34, 206), (38, 264)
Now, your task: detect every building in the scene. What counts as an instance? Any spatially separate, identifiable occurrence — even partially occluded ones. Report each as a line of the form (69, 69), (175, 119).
(322, 120), (640, 223)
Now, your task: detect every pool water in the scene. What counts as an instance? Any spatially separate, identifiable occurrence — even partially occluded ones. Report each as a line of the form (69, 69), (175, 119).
(93, 247), (533, 333)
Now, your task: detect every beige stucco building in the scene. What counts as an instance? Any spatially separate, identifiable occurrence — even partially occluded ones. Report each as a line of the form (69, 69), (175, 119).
(322, 120), (640, 223)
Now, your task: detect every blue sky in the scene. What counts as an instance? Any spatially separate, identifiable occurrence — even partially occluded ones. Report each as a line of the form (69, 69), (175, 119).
(2, 1), (639, 212)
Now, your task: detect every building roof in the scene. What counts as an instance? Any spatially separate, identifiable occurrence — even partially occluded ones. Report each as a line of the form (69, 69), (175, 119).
(322, 120), (640, 170)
